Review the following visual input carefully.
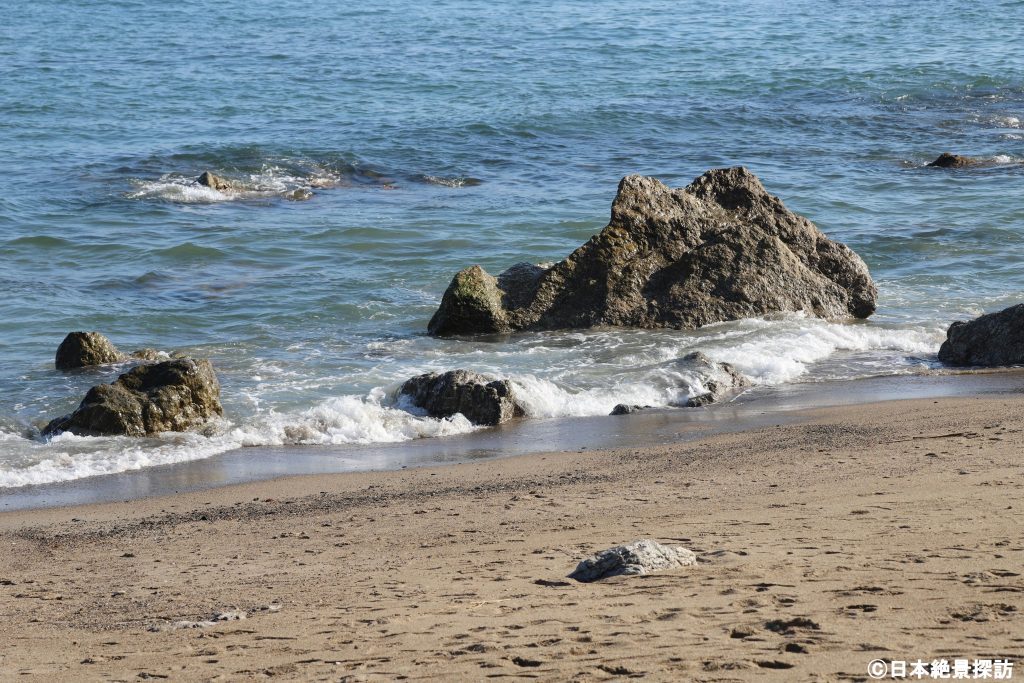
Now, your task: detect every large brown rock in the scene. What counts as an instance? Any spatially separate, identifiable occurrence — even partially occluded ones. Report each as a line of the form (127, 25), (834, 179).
(937, 304), (1024, 366)
(43, 358), (223, 437)
(398, 370), (525, 426)
(55, 331), (126, 370)
(428, 168), (876, 336)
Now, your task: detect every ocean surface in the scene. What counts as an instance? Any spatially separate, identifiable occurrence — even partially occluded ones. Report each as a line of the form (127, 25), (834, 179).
(1, 1), (1023, 488)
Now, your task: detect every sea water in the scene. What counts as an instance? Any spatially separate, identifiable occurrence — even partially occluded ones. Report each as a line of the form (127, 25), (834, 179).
(1, 1), (1022, 487)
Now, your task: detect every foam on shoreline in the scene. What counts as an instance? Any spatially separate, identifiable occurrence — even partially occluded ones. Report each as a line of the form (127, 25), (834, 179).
(0, 315), (945, 489)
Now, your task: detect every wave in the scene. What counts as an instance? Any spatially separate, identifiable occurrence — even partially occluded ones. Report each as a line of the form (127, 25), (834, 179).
(125, 166), (325, 204)
(0, 396), (478, 488)
(702, 316), (939, 384)
(225, 394), (478, 447)
(0, 429), (237, 489)
(123, 150), (483, 204)
(0, 316), (943, 489)
(419, 175), (483, 188)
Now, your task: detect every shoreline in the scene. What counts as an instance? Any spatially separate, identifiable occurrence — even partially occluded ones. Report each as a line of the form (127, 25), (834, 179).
(1, 392), (1022, 680)
(3, 367), (1024, 512)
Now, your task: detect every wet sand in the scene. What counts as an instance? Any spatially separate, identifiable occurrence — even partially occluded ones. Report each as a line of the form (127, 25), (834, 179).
(2, 394), (1023, 681)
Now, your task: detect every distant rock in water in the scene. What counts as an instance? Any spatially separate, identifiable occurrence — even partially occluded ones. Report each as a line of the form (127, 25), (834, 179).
(428, 168), (877, 336)
(44, 358), (223, 437)
(55, 332), (125, 370)
(676, 352), (751, 407)
(398, 370), (525, 426)
(196, 171), (239, 192)
(569, 540), (697, 582)
(937, 304), (1024, 366)
(927, 153), (978, 169)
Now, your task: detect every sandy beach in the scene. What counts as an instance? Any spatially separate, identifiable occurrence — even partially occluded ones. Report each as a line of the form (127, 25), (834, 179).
(1, 393), (1022, 681)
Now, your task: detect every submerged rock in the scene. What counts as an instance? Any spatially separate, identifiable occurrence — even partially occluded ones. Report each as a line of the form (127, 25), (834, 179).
(55, 332), (125, 370)
(676, 352), (751, 407)
(937, 304), (1024, 366)
(196, 171), (239, 192)
(129, 348), (165, 362)
(428, 168), (876, 336)
(398, 369), (525, 426)
(569, 539), (697, 582)
(44, 358), (223, 437)
(610, 404), (649, 415)
(283, 188), (314, 201)
(927, 153), (978, 169)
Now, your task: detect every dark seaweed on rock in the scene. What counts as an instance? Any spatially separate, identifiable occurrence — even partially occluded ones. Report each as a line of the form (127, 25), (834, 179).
(428, 168), (877, 336)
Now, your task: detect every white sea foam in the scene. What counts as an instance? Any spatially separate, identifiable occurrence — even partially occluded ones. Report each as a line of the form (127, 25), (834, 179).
(0, 428), (24, 442)
(0, 316), (945, 489)
(702, 316), (940, 385)
(0, 396), (478, 488)
(0, 430), (234, 488)
(127, 178), (230, 203)
(126, 165), (329, 204)
(421, 175), (482, 188)
(512, 319), (936, 414)
(225, 395), (478, 447)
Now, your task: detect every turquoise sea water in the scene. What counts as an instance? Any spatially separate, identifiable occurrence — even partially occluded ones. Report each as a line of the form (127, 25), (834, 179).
(1, 1), (1023, 486)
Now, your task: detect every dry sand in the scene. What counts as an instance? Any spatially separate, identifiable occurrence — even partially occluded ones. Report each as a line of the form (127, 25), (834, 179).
(1, 395), (1022, 681)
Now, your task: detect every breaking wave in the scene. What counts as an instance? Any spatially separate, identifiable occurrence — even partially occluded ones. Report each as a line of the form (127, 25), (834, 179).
(0, 315), (943, 489)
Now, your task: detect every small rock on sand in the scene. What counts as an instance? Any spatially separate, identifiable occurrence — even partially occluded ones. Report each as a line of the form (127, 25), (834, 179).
(569, 539), (697, 582)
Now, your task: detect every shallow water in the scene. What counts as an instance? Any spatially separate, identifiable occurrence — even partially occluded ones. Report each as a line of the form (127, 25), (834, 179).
(1, 1), (1023, 487)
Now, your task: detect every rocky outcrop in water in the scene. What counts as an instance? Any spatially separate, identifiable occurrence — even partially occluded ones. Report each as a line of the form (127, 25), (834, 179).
(55, 332), (167, 370)
(937, 304), (1024, 366)
(44, 358), (223, 437)
(569, 539), (697, 582)
(196, 171), (239, 192)
(398, 370), (525, 426)
(55, 332), (125, 370)
(927, 153), (978, 169)
(428, 168), (877, 336)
